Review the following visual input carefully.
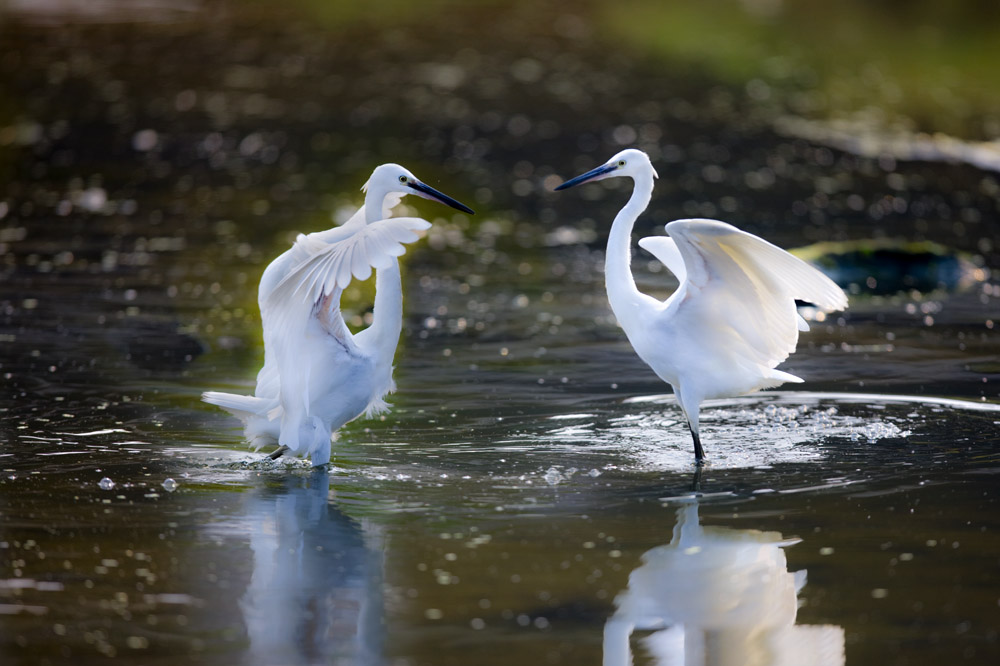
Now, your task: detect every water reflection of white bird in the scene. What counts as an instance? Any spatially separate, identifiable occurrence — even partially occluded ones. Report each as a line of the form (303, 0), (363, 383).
(555, 149), (848, 462)
(204, 164), (473, 465)
(241, 469), (384, 665)
(604, 502), (844, 666)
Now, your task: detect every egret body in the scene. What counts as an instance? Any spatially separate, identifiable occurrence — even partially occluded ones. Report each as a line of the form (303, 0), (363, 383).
(204, 164), (473, 466)
(556, 149), (847, 462)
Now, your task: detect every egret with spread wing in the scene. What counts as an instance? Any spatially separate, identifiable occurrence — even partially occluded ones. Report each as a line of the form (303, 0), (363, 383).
(204, 164), (473, 466)
(556, 149), (847, 463)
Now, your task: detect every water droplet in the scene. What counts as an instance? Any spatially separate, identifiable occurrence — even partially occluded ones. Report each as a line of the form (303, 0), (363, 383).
(161, 478), (178, 492)
(98, 477), (115, 490)
(543, 467), (563, 485)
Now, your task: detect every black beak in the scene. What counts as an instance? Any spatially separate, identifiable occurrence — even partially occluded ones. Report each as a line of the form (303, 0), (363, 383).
(554, 163), (618, 191)
(408, 181), (475, 214)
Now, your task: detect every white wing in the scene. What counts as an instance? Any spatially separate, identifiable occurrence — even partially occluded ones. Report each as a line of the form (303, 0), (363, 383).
(257, 205), (365, 308)
(256, 193), (404, 307)
(638, 235), (687, 283)
(664, 218), (847, 372)
(641, 232), (813, 332)
(268, 216), (431, 308)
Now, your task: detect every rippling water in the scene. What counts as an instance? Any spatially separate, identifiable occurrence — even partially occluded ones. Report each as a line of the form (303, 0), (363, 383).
(1, 2), (998, 665)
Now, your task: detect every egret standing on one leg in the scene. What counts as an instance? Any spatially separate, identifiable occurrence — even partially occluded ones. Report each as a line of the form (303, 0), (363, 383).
(555, 149), (847, 463)
(203, 164), (474, 466)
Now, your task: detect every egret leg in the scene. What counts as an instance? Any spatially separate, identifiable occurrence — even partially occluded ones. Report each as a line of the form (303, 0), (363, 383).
(268, 445), (289, 460)
(676, 387), (706, 464)
(690, 426), (705, 464)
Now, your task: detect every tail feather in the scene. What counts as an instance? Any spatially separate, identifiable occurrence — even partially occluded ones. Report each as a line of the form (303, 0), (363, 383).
(759, 368), (804, 390)
(202, 391), (270, 420)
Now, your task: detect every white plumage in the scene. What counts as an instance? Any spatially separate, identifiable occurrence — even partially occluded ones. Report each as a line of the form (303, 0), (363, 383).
(556, 149), (847, 462)
(204, 164), (473, 466)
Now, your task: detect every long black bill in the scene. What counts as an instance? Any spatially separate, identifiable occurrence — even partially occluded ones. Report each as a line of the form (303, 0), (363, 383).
(409, 181), (475, 214)
(554, 163), (618, 191)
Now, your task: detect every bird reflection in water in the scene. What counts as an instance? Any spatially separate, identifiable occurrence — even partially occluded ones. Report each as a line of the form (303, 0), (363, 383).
(240, 469), (383, 665)
(604, 501), (844, 666)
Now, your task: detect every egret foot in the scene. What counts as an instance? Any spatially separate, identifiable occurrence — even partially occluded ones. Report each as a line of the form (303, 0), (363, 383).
(268, 445), (289, 460)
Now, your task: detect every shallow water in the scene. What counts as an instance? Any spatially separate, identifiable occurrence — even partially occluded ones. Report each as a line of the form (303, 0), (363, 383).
(2, 2), (999, 665)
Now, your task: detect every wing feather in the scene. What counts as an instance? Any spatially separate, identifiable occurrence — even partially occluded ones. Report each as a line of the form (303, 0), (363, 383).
(262, 216), (431, 359)
(668, 219), (847, 310)
(664, 218), (847, 372)
(269, 216), (431, 309)
(351, 242), (373, 280)
(638, 235), (687, 283)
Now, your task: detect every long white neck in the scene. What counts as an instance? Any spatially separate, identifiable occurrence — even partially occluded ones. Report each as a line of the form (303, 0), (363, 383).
(357, 187), (404, 363)
(362, 259), (403, 366)
(364, 186), (390, 224)
(605, 170), (654, 331)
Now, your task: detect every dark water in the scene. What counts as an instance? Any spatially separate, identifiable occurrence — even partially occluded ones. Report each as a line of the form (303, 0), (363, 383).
(1, 1), (999, 665)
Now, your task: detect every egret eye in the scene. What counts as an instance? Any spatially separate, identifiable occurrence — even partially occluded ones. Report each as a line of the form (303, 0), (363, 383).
(618, 160), (626, 167)
(399, 175), (407, 183)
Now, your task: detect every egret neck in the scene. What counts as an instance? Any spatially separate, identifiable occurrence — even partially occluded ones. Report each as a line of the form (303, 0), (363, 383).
(358, 186), (405, 363)
(364, 184), (394, 224)
(365, 259), (403, 362)
(605, 167), (655, 332)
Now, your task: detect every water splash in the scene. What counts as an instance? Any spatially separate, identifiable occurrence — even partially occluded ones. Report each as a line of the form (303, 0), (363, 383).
(543, 466), (578, 485)
(849, 422), (909, 442)
(513, 392), (982, 471)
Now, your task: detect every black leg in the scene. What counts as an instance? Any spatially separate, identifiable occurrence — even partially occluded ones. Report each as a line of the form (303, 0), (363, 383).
(690, 425), (705, 464)
(268, 444), (289, 460)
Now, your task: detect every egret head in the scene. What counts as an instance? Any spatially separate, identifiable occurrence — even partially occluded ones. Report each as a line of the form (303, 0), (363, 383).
(363, 163), (474, 214)
(554, 149), (658, 191)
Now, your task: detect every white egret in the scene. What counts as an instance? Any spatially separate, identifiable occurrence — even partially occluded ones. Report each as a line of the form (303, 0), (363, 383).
(203, 164), (473, 466)
(555, 149), (847, 463)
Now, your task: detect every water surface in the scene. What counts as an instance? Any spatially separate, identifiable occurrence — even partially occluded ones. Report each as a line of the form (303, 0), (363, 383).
(1, 2), (998, 665)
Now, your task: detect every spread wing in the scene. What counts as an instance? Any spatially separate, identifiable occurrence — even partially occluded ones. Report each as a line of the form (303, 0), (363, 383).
(256, 192), (406, 306)
(257, 215), (430, 433)
(267, 216), (431, 308)
(661, 218), (847, 372)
